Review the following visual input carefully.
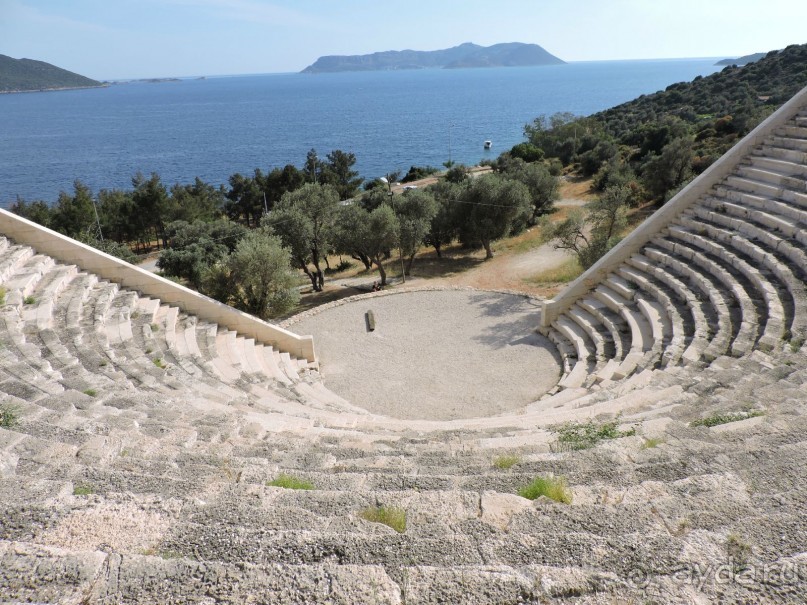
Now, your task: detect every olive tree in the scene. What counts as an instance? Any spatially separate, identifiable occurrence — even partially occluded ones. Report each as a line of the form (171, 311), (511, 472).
(202, 228), (299, 319)
(265, 184), (339, 292)
(456, 174), (531, 259)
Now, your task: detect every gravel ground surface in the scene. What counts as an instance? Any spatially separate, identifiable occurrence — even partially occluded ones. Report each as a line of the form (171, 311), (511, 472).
(292, 290), (562, 420)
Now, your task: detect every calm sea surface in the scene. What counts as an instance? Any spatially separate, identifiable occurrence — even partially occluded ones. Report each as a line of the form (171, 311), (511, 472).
(0, 59), (723, 204)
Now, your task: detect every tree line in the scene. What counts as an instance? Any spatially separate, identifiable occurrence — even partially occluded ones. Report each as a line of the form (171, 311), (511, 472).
(10, 149), (559, 319)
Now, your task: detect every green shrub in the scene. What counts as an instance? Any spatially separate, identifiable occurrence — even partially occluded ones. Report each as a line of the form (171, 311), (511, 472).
(551, 417), (636, 452)
(152, 358), (165, 369)
(492, 454), (521, 470)
(640, 437), (664, 449)
(359, 506), (407, 533)
(518, 476), (572, 504)
(266, 474), (314, 490)
(83, 389), (97, 397)
(23, 295), (36, 305)
(691, 410), (763, 428)
(0, 403), (21, 428)
(0, 287), (6, 305)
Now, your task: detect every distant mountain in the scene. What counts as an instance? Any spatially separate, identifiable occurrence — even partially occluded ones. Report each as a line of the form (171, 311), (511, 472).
(0, 54), (102, 93)
(301, 42), (565, 74)
(715, 52), (767, 66)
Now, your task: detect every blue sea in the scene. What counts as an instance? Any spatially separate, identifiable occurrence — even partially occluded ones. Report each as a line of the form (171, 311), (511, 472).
(0, 59), (724, 204)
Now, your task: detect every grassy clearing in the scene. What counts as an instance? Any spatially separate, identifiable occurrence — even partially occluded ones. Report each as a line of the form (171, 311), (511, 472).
(550, 417), (637, 452)
(266, 474), (314, 490)
(492, 454), (521, 470)
(690, 410), (764, 428)
(525, 257), (583, 286)
(0, 403), (21, 428)
(518, 476), (573, 504)
(359, 506), (407, 533)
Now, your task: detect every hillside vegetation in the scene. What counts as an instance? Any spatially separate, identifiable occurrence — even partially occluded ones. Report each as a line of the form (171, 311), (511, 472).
(517, 43), (807, 203)
(0, 54), (102, 93)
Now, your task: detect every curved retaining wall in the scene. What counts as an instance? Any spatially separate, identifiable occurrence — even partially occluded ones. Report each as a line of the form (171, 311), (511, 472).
(541, 84), (807, 327)
(0, 209), (316, 362)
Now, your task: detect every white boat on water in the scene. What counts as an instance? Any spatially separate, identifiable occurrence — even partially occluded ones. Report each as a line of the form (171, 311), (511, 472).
(484, 140), (492, 149)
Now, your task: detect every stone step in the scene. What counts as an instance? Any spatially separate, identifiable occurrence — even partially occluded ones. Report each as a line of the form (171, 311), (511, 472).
(735, 165), (807, 193)
(577, 297), (629, 361)
(0, 245), (35, 286)
(746, 154), (807, 178)
(657, 233), (759, 356)
(642, 243), (736, 359)
(767, 134), (807, 153)
(670, 221), (789, 350)
(3, 254), (56, 306)
(626, 254), (710, 365)
(711, 188), (807, 233)
(567, 304), (610, 361)
(616, 264), (688, 367)
(723, 174), (807, 208)
(754, 142), (807, 164)
(682, 209), (807, 343)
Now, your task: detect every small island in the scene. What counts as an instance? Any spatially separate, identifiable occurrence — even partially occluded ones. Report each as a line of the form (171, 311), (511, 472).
(0, 54), (103, 93)
(302, 42), (565, 74)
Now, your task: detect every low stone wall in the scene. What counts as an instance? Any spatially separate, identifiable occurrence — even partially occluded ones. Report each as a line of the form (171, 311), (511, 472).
(541, 84), (807, 327)
(0, 209), (316, 362)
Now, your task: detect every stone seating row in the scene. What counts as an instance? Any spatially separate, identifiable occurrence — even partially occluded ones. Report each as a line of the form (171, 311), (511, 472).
(541, 113), (807, 389)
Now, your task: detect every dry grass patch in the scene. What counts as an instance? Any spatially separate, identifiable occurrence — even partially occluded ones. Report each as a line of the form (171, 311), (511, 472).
(525, 257), (583, 286)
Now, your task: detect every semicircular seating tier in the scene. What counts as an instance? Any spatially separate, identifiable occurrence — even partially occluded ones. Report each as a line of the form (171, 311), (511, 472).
(1, 87), (807, 604)
(540, 86), (807, 390)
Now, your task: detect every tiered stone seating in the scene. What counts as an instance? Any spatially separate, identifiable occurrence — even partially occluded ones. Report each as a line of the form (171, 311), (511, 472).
(541, 108), (807, 388)
(2, 93), (807, 604)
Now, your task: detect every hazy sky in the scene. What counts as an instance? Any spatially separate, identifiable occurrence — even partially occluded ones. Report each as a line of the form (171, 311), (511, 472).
(2, 0), (805, 79)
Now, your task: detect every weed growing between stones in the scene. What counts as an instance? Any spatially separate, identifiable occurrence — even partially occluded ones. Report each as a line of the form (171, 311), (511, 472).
(726, 534), (752, 572)
(23, 295), (36, 305)
(0, 287), (6, 305)
(152, 358), (165, 369)
(550, 417), (636, 452)
(359, 506), (407, 533)
(640, 437), (664, 449)
(0, 403), (20, 428)
(73, 484), (94, 496)
(266, 474), (314, 490)
(691, 410), (764, 428)
(518, 476), (573, 504)
(83, 389), (97, 397)
(492, 454), (521, 470)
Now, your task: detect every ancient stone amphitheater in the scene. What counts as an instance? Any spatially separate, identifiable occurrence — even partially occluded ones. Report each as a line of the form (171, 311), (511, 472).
(2, 89), (807, 604)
